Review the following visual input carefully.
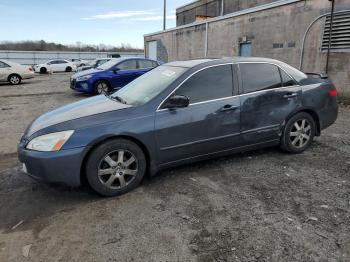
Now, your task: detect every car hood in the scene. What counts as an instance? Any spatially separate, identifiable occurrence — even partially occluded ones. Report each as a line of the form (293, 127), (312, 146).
(71, 68), (101, 79)
(26, 95), (131, 137)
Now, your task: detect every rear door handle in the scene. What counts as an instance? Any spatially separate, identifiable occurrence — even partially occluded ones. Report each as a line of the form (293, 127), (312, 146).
(283, 93), (298, 99)
(220, 104), (239, 112)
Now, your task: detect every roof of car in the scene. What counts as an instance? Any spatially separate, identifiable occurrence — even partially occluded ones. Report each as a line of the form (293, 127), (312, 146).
(164, 57), (286, 68)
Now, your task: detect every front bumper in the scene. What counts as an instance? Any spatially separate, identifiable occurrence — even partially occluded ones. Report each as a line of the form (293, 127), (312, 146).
(18, 146), (86, 187)
(70, 79), (93, 94)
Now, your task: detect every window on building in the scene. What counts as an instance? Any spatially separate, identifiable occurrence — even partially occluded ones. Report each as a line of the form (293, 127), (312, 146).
(273, 43), (284, 49)
(240, 63), (282, 93)
(174, 65), (233, 104)
(118, 60), (137, 70)
(287, 42), (296, 48)
(322, 11), (350, 51)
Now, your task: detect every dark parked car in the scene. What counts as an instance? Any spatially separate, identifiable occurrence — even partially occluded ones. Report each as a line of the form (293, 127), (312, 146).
(70, 57), (160, 94)
(18, 57), (338, 196)
(76, 58), (111, 72)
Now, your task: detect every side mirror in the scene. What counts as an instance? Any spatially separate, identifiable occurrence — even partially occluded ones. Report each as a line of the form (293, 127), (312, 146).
(165, 95), (189, 109)
(113, 68), (120, 74)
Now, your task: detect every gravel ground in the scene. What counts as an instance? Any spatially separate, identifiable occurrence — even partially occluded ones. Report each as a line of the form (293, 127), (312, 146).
(0, 73), (349, 262)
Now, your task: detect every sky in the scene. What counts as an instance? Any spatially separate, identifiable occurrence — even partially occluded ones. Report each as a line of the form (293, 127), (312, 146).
(0, 0), (191, 48)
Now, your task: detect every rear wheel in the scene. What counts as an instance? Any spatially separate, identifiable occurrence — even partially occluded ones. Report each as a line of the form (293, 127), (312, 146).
(86, 139), (146, 196)
(40, 67), (47, 74)
(94, 80), (110, 95)
(281, 112), (316, 153)
(8, 74), (21, 85)
(65, 66), (72, 72)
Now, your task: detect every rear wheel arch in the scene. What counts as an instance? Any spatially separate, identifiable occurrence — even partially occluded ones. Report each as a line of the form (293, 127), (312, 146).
(283, 109), (321, 136)
(80, 135), (152, 186)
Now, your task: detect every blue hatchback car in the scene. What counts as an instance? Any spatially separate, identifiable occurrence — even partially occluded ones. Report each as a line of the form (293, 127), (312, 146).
(70, 57), (160, 94)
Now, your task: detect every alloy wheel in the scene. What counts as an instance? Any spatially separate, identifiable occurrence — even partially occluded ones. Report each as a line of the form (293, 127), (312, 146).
(97, 150), (138, 189)
(10, 75), (20, 85)
(289, 119), (312, 148)
(96, 82), (109, 94)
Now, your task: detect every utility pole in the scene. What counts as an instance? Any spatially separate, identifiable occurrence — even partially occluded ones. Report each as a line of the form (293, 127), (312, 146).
(163, 0), (166, 30)
(325, 0), (335, 73)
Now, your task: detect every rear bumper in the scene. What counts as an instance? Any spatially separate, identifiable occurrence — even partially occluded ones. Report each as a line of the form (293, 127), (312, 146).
(18, 146), (86, 187)
(319, 103), (338, 130)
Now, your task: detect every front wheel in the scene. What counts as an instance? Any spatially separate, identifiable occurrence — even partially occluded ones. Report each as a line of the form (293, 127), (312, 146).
(281, 112), (316, 153)
(65, 66), (72, 72)
(94, 80), (110, 95)
(86, 139), (146, 196)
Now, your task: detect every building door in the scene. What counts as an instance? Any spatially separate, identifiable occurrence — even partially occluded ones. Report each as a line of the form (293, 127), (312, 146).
(239, 42), (252, 57)
(147, 41), (157, 60)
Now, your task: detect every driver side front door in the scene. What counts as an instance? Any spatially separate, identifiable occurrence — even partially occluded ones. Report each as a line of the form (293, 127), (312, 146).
(155, 64), (241, 165)
(111, 59), (138, 90)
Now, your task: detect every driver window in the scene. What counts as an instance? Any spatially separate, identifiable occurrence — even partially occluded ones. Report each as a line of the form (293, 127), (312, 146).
(173, 64), (234, 104)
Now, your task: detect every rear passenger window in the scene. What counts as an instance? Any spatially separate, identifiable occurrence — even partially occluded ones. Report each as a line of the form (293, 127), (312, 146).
(118, 60), (137, 70)
(240, 63), (281, 93)
(280, 69), (296, 87)
(0, 61), (10, 68)
(138, 60), (155, 69)
(174, 65), (233, 104)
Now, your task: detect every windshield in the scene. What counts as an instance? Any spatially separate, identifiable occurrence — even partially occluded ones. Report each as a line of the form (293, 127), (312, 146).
(97, 58), (123, 70)
(111, 65), (186, 106)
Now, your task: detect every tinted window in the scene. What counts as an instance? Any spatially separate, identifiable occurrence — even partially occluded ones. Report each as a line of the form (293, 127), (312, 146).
(138, 60), (156, 69)
(0, 61), (10, 68)
(174, 65), (233, 104)
(240, 63), (282, 93)
(280, 68), (296, 87)
(118, 60), (137, 70)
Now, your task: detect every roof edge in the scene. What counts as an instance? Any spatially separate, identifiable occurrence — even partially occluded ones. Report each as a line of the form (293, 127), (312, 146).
(144, 0), (301, 37)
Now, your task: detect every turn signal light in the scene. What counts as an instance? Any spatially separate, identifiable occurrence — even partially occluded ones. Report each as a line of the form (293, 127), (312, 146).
(328, 89), (337, 97)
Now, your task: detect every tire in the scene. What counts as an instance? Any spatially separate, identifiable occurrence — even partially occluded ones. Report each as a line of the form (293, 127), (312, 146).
(86, 139), (147, 196)
(93, 80), (110, 95)
(65, 66), (72, 72)
(8, 74), (22, 85)
(281, 112), (316, 153)
(40, 67), (47, 74)
(80, 64), (86, 67)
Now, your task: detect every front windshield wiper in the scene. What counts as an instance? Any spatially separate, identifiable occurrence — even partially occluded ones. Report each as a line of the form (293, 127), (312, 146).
(104, 93), (128, 104)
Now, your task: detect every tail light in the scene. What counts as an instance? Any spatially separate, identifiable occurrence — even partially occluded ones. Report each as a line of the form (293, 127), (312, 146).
(328, 88), (337, 97)
(27, 67), (33, 72)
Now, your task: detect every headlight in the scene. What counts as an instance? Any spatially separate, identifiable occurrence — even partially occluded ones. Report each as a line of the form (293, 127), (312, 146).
(26, 130), (74, 152)
(76, 74), (92, 82)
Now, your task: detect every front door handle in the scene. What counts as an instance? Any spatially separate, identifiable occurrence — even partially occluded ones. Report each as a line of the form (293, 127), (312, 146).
(220, 104), (239, 112)
(283, 93), (298, 99)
